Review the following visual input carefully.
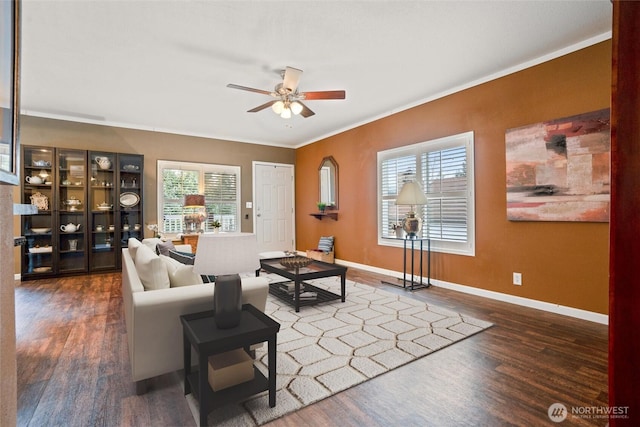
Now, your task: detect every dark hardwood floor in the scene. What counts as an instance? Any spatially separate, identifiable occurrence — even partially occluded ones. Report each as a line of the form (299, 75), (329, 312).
(15, 269), (608, 426)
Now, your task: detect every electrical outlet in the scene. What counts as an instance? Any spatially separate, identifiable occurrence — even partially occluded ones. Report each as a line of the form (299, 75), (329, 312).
(513, 272), (522, 286)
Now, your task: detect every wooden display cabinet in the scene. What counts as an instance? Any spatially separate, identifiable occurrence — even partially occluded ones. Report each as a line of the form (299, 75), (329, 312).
(20, 145), (144, 278)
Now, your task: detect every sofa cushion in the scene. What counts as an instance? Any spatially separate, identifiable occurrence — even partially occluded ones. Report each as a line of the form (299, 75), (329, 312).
(169, 250), (214, 283)
(134, 244), (170, 291)
(160, 254), (203, 287)
(142, 238), (163, 253)
(156, 240), (176, 256)
(128, 238), (143, 259)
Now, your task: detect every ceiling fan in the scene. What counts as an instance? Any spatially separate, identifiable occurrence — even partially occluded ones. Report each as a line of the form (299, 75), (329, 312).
(227, 66), (346, 119)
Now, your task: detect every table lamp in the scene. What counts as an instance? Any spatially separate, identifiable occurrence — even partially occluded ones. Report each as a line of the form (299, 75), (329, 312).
(396, 180), (428, 237)
(183, 194), (206, 234)
(192, 233), (260, 328)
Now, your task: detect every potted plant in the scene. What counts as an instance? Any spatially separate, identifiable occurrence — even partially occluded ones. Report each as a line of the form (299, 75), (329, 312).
(317, 202), (327, 213)
(146, 223), (163, 239)
(211, 219), (222, 233)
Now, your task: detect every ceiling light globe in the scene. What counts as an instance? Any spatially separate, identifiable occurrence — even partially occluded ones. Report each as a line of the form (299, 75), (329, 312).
(280, 108), (292, 119)
(272, 101), (284, 114)
(290, 101), (303, 115)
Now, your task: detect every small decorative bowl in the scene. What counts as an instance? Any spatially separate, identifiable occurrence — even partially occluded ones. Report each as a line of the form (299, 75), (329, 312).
(280, 256), (313, 269)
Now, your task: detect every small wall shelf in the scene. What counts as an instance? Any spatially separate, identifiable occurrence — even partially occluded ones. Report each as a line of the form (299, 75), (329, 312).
(310, 212), (338, 221)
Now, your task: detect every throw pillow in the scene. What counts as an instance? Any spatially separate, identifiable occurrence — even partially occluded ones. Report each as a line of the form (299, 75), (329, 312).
(159, 255), (203, 287)
(168, 250), (215, 283)
(156, 240), (176, 256)
(141, 237), (163, 253)
(134, 244), (170, 291)
(318, 236), (334, 253)
(168, 249), (196, 265)
(128, 237), (142, 259)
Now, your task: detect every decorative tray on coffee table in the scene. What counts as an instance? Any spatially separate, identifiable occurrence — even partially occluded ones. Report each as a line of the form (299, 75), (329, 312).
(279, 256), (313, 270)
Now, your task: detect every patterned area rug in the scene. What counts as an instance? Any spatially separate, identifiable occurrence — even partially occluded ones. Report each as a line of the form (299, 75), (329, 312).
(187, 276), (492, 426)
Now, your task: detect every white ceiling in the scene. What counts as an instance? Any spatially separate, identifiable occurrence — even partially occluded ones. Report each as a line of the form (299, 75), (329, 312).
(20, 1), (612, 149)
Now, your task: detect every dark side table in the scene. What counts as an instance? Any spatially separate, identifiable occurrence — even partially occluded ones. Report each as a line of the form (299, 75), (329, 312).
(181, 304), (280, 427)
(381, 236), (431, 290)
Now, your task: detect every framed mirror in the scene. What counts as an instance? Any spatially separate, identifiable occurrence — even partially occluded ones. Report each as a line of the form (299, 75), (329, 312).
(318, 156), (338, 209)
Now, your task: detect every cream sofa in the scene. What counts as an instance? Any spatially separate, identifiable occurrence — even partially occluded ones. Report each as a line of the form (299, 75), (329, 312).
(121, 239), (269, 394)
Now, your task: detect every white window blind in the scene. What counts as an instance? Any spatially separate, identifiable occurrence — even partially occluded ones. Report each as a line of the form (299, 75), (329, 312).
(377, 132), (475, 256)
(157, 161), (240, 235)
(381, 155), (416, 234)
(422, 146), (468, 242)
(203, 171), (238, 232)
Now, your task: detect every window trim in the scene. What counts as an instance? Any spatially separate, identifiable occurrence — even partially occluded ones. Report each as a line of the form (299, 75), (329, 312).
(377, 131), (475, 256)
(157, 160), (241, 238)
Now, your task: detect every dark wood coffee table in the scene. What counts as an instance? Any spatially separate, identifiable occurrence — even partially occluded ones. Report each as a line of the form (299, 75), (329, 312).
(259, 258), (347, 312)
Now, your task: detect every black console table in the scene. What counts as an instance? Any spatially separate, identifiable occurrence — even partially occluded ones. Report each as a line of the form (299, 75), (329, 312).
(382, 236), (431, 291)
(181, 304), (280, 426)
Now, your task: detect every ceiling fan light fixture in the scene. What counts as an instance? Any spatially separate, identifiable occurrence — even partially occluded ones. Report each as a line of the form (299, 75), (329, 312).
(280, 107), (292, 119)
(228, 66), (345, 119)
(290, 101), (303, 115)
(272, 100), (285, 114)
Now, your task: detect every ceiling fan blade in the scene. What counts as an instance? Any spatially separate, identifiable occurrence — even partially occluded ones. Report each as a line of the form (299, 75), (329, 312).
(301, 90), (346, 100)
(298, 101), (315, 118)
(282, 66), (303, 93)
(227, 83), (273, 96)
(247, 100), (276, 113)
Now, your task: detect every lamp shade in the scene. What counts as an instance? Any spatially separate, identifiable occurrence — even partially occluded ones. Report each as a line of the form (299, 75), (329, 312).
(290, 101), (303, 115)
(192, 233), (260, 276)
(396, 181), (428, 205)
(184, 194), (205, 207)
(280, 108), (292, 119)
(272, 100), (285, 114)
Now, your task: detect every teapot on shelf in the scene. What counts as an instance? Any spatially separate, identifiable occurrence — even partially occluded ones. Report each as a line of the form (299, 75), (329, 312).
(95, 156), (112, 170)
(60, 223), (81, 233)
(25, 176), (44, 184)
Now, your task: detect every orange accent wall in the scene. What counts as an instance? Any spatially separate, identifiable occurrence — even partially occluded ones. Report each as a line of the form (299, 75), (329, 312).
(296, 41), (611, 315)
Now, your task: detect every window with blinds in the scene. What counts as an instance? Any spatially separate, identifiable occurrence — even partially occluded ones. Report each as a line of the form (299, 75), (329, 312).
(377, 131), (475, 256)
(158, 161), (241, 235)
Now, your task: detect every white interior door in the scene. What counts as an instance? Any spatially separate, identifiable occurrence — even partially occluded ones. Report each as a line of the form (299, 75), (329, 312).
(253, 162), (295, 253)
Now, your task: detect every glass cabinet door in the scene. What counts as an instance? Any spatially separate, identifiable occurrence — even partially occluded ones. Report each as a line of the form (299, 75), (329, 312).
(89, 151), (117, 271)
(21, 146), (55, 276)
(118, 153), (144, 251)
(57, 149), (88, 274)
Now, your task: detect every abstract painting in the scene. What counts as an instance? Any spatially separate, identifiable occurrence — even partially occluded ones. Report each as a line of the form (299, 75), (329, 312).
(506, 108), (610, 222)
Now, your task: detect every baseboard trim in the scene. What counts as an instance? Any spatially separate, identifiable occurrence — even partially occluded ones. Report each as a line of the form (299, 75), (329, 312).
(335, 258), (609, 325)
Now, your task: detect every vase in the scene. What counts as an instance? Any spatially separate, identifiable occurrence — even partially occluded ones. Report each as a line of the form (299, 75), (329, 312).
(213, 274), (242, 329)
(402, 212), (422, 237)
